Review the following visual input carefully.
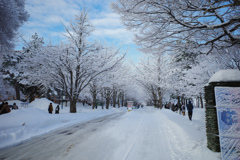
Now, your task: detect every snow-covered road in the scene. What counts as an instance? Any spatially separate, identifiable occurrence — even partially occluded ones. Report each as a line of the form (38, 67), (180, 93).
(0, 107), (221, 160)
(0, 112), (125, 160)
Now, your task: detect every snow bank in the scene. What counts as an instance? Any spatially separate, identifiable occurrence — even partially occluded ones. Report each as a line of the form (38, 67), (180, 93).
(28, 98), (56, 110)
(209, 69), (240, 83)
(157, 108), (221, 160)
(0, 98), (126, 149)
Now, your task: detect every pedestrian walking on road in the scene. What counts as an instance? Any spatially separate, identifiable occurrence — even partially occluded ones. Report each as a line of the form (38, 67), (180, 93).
(48, 103), (53, 114)
(174, 104), (178, 113)
(187, 101), (194, 121)
(12, 103), (18, 110)
(179, 104), (182, 115)
(182, 104), (186, 116)
(55, 105), (60, 114)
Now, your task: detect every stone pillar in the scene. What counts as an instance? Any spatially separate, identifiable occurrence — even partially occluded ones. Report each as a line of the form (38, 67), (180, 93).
(204, 81), (240, 152)
(204, 83), (220, 152)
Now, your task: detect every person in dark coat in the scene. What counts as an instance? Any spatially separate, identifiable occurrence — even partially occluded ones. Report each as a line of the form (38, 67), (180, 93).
(187, 100), (194, 121)
(182, 104), (186, 116)
(175, 104), (178, 112)
(55, 105), (60, 114)
(0, 102), (11, 115)
(179, 104), (182, 115)
(12, 103), (18, 110)
(0, 102), (4, 111)
(48, 103), (53, 114)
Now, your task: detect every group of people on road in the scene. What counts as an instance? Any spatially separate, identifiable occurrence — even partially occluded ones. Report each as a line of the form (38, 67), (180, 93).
(48, 103), (60, 114)
(0, 102), (18, 115)
(180, 101), (194, 121)
(165, 100), (194, 121)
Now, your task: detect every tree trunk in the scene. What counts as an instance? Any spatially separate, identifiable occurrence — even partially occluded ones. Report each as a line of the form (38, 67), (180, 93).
(159, 97), (162, 109)
(157, 87), (162, 109)
(117, 94), (120, 108)
(177, 96), (180, 107)
(70, 98), (77, 113)
(196, 97), (199, 108)
(15, 82), (20, 100)
(121, 93), (124, 107)
(151, 86), (158, 108)
(106, 98), (110, 109)
(92, 93), (97, 109)
(112, 90), (117, 108)
(200, 94), (204, 108)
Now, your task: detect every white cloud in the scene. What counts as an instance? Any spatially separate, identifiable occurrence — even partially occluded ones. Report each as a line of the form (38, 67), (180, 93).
(17, 0), (141, 62)
(91, 13), (122, 28)
(93, 28), (134, 44)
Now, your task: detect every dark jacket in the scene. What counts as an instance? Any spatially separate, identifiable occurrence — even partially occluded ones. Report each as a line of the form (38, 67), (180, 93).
(48, 104), (53, 113)
(0, 102), (4, 110)
(187, 101), (193, 112)
(1, 103), (11, 114)
(12, 104), (18, 110)
(55, 105), (60, 114)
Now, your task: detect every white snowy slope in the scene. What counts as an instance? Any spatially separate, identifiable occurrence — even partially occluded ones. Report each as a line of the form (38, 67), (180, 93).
(0, 99), (221, 160)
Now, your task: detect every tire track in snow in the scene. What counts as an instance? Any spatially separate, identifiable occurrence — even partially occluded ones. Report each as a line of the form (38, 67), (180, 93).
(122, 109), (173, 160)
(160, 113), (188, 160)
(123, 112), (146, 160)
(155, 113), (171, 159)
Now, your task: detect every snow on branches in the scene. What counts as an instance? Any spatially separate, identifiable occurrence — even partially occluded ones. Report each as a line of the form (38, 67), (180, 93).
(112, 0), (240, 55)
(0, 0), (29, 53)
(13, 10), (126, 113)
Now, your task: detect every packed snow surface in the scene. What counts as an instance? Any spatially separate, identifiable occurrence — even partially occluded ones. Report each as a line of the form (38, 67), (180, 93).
(0, 99), (221, 159)
(209, 69), (240, 83)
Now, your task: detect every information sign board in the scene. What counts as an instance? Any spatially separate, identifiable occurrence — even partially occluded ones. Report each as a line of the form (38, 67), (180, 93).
(127, 101), (134, 111)
(215, 87), (240, 160)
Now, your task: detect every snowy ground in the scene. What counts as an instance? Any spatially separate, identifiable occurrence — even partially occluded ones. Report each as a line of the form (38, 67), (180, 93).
(0, 98), (126, 149)
(0, 99), (221, 159)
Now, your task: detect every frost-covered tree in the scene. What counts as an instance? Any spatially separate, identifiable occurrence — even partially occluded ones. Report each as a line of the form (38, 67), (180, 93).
(97, 61), (134, 109)
(2, 33), (49, 101)
(112, 0), (240, 54)
(100, 69), (120, 109)
(12, 33), (57, 101)
(134, 54), (168, 109)
(166, 49), (199, 100)
(89, 80), (101, 109)
(2, 50), (23, 100)
(216, 45), (240, 70)
(54, 10), (125, 113)
(14, 10), (125, 113)
(0, 0), (29, 53)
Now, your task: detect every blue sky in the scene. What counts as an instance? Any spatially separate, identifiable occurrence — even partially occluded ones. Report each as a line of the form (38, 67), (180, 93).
(17, 0), (143, 63)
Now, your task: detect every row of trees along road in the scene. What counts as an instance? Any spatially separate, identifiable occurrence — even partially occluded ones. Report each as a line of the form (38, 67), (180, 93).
(2, 10), (126, 113)
(113, 0), (240, 107)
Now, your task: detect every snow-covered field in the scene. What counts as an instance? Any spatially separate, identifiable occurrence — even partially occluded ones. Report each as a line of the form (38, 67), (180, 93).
(0, 98), (126, 149)
(0, 98), (221, 159)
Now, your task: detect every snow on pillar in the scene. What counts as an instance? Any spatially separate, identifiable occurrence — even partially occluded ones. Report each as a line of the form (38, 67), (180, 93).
(204, 70), (240, 153)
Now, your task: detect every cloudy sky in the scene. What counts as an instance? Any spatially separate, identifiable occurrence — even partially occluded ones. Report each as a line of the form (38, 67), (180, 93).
(17, 0), (143, 62)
